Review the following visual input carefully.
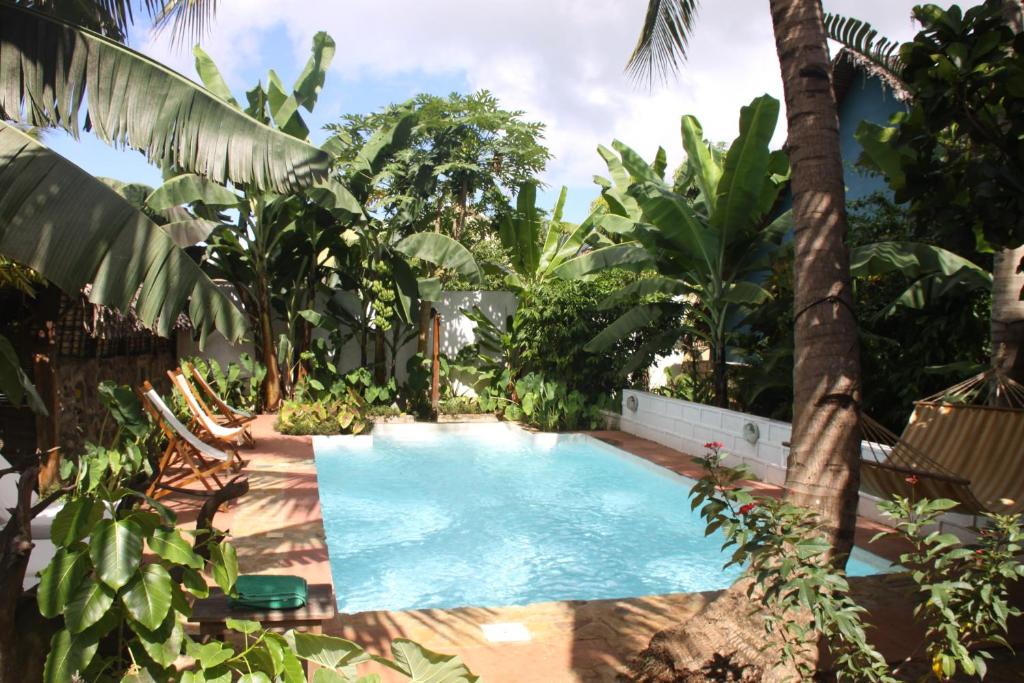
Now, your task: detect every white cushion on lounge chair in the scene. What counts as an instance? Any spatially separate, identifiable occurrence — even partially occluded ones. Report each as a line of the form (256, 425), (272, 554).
(144, 389), (229, 462)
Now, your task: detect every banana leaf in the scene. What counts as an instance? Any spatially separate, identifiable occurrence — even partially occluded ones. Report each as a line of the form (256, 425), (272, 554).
(0, 121), (245, 343)
(0, 4), (330, 193)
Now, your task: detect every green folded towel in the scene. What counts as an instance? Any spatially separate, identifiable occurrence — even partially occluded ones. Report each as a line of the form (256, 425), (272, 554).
(229, 575), (308, 610)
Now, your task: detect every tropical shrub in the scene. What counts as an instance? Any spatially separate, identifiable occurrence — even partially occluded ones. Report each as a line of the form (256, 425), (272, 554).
(879, 496), (1024, 680)
(183, 353), (266, 414)
(38, 489), (241, 682)
(438, 396), (485, 415)
(503, 373), (601, 431)
(515, 272), (671, 400)
(276, 398), (368, 436)
(692, 443), (1024, 680)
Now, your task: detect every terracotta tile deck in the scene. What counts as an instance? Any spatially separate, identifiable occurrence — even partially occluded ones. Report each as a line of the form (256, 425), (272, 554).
(162, 417), (1023, 682)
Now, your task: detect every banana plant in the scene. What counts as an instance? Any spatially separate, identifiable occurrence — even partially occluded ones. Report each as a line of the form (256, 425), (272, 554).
(585, 95), (792, 408)
(146, 33), (341, 410)
(494, 181), (649, 292)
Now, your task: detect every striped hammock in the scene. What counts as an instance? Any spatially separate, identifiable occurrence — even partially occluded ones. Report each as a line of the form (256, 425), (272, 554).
(859, 369), (1024, 516)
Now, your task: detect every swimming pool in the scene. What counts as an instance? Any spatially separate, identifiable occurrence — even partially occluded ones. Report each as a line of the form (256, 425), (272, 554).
(313, 424), (891, 613)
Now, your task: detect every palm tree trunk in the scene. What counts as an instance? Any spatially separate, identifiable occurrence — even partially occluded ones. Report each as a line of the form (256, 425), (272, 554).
(991, 246), (1024, 387)
(771, 0), (862, 563)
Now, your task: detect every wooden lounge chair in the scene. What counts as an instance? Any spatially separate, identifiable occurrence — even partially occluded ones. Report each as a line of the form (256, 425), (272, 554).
(140, 382), (242, 500)
(181, 361), (256, 447)
(169, 368), (251, 449)
(859, 369), (1024, 515)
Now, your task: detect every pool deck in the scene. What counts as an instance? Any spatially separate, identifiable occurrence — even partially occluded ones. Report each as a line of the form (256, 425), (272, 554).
(165, 417), (1023, 682)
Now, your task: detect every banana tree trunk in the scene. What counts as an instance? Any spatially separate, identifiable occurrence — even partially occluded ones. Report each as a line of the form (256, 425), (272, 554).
(991, 246), (1024, 387)
(772, 0), (861, 564)
(712, 343), (729, 409)
(373, 327), (387, 385)
(417, 300), (432, 355)
(256, 274), (281, 411)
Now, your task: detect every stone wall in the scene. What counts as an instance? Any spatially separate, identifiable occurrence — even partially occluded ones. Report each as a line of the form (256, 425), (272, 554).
(56, 349), (175, 454)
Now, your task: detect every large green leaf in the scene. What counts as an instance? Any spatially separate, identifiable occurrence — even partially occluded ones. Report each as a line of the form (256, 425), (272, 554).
(380, 639), (479, 683)
(0, 123), (246, 343)
(121, 563), (173, 630)
(64, 578), (116, 633)
(43, 628), (100, 683)
(394, 233), (483, 284)
(148, 528), (204, 570)
(285, 631), (371, 669)
(680, 115), (721, 202)
(146, 174), (241, 211)
(849, 241), (991, 283)
(89, 519), (143, 590)
(498, 181), (542, 278)
(585, 304), (664, 353)
(854, 121), (907, 190)
(292, 31), (336, 112)
(551, 242), (651, 280)
(129, 611), (184, 668)
(37, 546), (90, 618)
(709, 94), (779, 239)
(192, 46), (240, 107)
(597, 276), (688, 310)
(0, 332), (45, 413)
(631, 183), (719, 269)
(50, 498), (104, 547)
(0, 5), (329, 194)
(538, 186), (568, 271)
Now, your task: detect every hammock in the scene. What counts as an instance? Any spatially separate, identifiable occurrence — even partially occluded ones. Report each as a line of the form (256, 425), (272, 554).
(859, 369), (1024, 516)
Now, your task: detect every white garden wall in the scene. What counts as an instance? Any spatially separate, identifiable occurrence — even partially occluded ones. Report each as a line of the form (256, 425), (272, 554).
(619, 389), (982, 541)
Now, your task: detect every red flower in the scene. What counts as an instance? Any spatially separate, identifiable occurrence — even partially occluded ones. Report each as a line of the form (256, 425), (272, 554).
(704, 441), (724, 450)
(739, 502), (757, 515)
(905, 475), (919, 486)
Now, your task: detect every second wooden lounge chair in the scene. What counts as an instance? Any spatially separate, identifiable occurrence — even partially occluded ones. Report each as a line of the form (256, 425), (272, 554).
(139, 382), (243, 499)
(181, 362), (256, 447)
(169, 369), (251, 449)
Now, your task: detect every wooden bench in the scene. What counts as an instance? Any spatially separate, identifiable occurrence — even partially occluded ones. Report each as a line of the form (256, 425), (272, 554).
(189, 582), (336, 637)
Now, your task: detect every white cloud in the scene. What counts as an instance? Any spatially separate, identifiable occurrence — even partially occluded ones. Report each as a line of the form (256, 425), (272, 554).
(141, 0), (925, 199)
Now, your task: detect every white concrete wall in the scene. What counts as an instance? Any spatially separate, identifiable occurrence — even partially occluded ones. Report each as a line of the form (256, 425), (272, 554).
(178, 290), (518, 392)
(619, 390), (982, 541)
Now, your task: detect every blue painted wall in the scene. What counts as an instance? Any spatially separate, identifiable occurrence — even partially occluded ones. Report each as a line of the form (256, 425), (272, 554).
(837, 71), (906, 202)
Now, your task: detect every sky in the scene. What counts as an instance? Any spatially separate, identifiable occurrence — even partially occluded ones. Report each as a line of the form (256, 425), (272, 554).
(48, 0), (927, 223)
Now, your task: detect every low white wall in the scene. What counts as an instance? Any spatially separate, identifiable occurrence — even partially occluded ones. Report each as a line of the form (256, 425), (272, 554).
(619, 390), (982, 541)
(178, 290), (518, 392)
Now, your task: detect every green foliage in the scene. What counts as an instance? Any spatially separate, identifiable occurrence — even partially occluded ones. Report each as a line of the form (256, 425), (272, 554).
(738, 195), (990, 429)
(854, 0), (1024, 251)
(691, 445), (894, 680)
(438, 396), (484, 415)
(693, 444), (1024, 680)
(184, 353), (266, 414)
(276, 398), (368, 436)
(653, 365), (714, 405)
(515, 272), (670, 399)
(503, 373), (601, 431)
(584, 95), (791, 407)
(37, 487), (477, 683)
(38, 487), (236, 683)
(877, 497), (1024, 680)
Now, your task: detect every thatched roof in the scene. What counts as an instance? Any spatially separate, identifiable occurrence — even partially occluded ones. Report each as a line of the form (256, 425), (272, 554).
(833, 47), (911, 104)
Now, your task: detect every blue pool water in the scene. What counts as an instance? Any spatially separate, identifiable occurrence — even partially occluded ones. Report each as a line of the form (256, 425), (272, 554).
(314, 425), (891, 613)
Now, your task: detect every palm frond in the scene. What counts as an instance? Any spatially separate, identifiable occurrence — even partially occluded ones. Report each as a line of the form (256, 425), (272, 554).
(824, 12), (906, 85)
(0, 3), (330, 194)
(625, 0), (700, 85)
(151, 0), (218, 45)
(0, 120), (246, 343)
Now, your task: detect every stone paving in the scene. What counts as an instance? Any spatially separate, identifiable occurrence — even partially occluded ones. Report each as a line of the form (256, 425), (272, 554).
(162, 417), (1023, 682)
